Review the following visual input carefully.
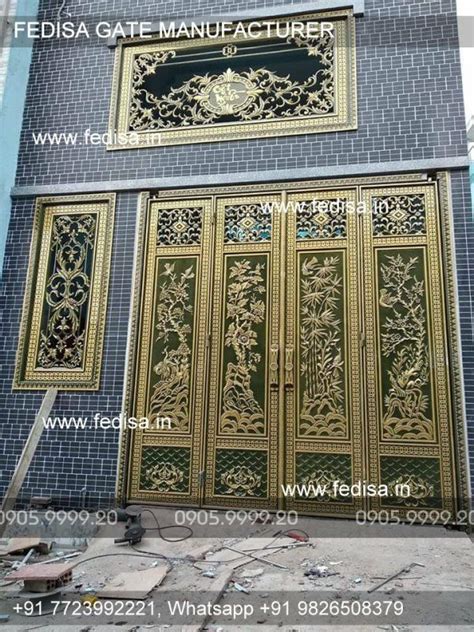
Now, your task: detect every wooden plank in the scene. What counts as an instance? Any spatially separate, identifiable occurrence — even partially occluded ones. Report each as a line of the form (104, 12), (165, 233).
(0, 388), (57, 537)
(0, 537), (40, 556)
(97, 566), (169, 599)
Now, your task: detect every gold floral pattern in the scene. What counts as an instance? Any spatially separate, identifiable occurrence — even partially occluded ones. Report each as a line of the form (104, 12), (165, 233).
(149, 262), (195, 432)
(220, 259), (266, 434)
(129, 50), (176, 130)
(299, 255), (347, 437)
(220, 465), (262, 496)
(300, 470), (345, 501)
(372, 194), (426, 237)
(157, 206), (202, 246)
(144, 462), (185, 493)
(224, 203), (272, 243)
(128, 31), (334, 131)
(131, 66), (334, 130)
(387, 475), (434, 506)
(379, 254), (434, 441)
(37, 215), (96, 369)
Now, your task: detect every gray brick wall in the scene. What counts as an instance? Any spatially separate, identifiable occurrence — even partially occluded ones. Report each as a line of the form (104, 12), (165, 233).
(0, 0), (473, 508)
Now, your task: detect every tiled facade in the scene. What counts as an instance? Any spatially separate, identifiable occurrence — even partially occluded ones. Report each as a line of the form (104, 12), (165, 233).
(0, 0), (472, 508)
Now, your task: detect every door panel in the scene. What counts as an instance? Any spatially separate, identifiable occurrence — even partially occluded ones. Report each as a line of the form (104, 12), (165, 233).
(204, 196), (282, 508)
(284, 190), (364, 516)
(128, 198), (213, 504)
(361, 185), (457, 515)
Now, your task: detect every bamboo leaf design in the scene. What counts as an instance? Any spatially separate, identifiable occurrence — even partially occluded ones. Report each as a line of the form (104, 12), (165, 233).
(299, 255), (347, 437)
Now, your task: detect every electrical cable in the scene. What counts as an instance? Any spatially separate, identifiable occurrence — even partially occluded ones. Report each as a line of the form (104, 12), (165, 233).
(71, 549), (173, 573)
(138, 508), (193, 542)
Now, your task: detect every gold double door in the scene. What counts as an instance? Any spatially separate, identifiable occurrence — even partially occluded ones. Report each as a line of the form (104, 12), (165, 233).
(126, 182), (459, 519)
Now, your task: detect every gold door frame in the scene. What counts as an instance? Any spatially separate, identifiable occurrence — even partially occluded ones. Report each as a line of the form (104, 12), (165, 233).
(117, 173), (469, 520)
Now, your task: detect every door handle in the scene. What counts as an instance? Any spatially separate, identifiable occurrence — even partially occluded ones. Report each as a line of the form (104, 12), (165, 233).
(270, 346), (279, 388)
(285, 347), (294, 388)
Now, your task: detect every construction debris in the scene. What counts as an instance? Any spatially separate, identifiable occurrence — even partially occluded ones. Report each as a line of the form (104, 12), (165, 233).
(33, 551), (81, 565)
(97, 566), (168, 599)
(368, 562), (425, 593)
(30, 496), (52, 509)
(202, 537), (291, 570)
(0, 537), (50, 556)
(286, 531), (309, 543)
(0, 506), (472, 629)
(10, 547), (36, 571)
(240, 568), (264, 579)
(7, 562), (74, 592)
(232, 581), (250, 594)
(223, 545), (288, 570)
(304, 565), (338, 578)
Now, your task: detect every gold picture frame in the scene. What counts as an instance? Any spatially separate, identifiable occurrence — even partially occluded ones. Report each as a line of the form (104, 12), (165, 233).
(107, 10), (357, 149)
(14, 193), (116, 390)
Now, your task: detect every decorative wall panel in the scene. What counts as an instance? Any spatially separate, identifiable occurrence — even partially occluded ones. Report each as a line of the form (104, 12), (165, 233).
(108, 10), (357, 148)
(14, 194), (115, 390)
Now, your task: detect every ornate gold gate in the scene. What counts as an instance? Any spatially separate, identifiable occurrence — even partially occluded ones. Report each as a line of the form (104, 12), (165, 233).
(121, 176), (465, 520)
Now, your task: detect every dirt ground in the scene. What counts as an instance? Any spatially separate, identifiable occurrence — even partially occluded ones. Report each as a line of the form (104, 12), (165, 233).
(0, 507), (473, 631)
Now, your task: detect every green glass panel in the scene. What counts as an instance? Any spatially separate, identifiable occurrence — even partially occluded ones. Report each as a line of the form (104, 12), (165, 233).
(140, 446), (191, 493)
(214, 449), (268, 498)
(380, 456), (441, 509)
(295, 452), (352, 504)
